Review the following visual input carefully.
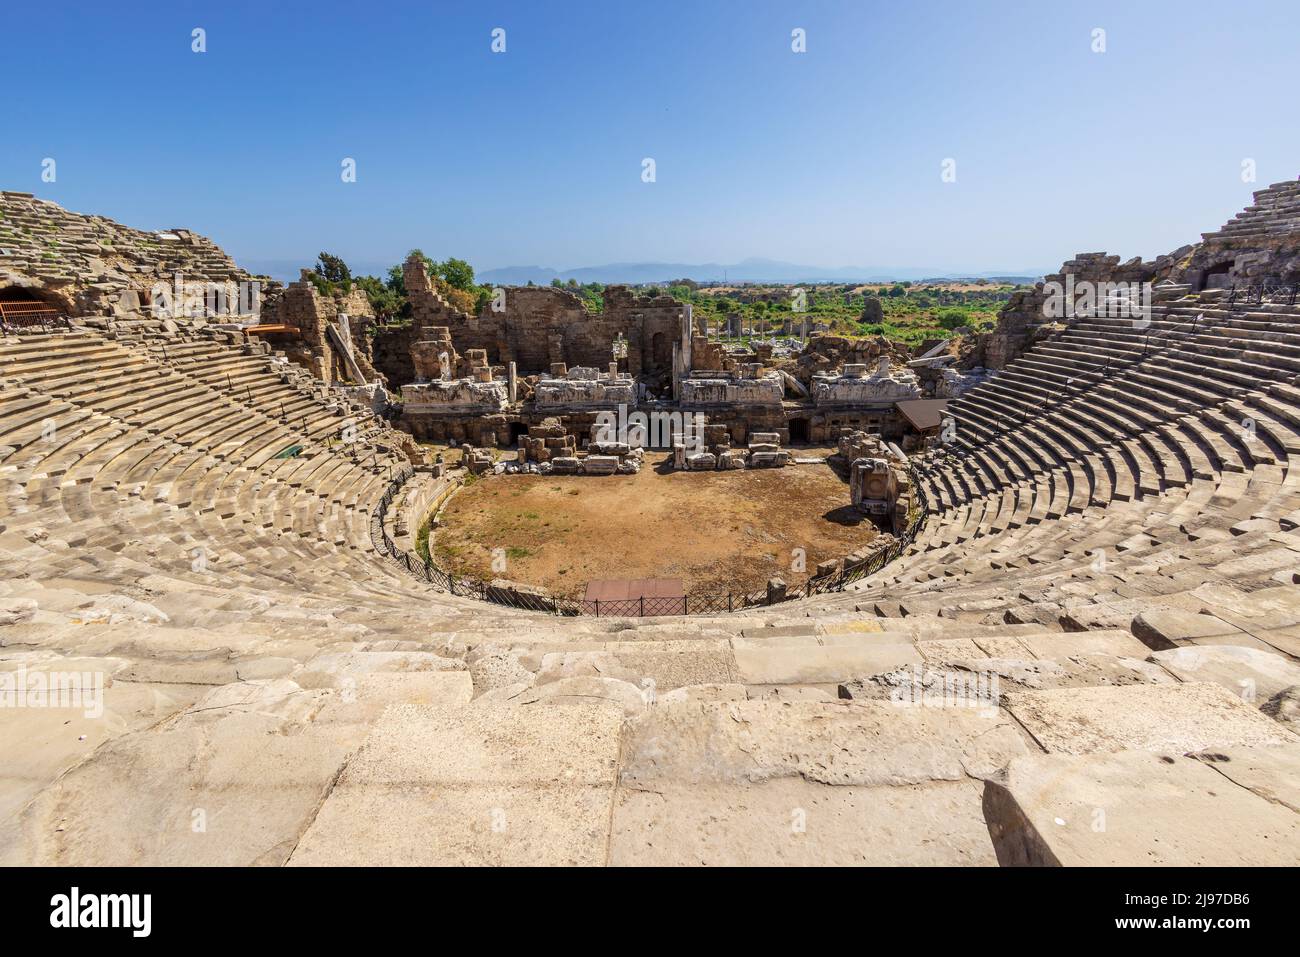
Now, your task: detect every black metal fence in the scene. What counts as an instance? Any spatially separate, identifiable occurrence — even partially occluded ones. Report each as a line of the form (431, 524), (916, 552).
(1224, 282), (1299, 310)
(372, 464), (929, 617)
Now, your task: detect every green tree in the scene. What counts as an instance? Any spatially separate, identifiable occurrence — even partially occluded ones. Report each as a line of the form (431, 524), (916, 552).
(314, 252), (352, 292)
(354, 275), (402, 321)
(937, 308), (967, 331)
(438, 257), (475, 291)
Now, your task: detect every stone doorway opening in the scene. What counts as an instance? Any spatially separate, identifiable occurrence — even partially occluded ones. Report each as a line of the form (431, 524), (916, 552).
(788, 416), (810, 445)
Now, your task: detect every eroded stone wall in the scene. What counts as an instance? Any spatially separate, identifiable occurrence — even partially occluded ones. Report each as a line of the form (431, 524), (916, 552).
(401, 254), (684, 382)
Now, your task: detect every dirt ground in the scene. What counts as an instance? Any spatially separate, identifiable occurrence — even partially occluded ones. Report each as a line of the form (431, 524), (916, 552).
(432, 450), (878, 596)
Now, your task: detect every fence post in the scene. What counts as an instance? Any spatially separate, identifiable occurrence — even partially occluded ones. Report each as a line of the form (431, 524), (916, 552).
(640, 596), (644, 617)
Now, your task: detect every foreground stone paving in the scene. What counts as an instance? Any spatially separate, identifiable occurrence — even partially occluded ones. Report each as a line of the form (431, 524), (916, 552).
(2, 183), (1299, 866)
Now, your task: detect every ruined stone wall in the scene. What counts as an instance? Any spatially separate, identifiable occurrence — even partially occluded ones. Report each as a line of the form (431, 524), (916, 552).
(373, 325), (416, 385)
(402, 254), (684, 382)
(261, 274), (383, 385)
(601, 286), (681, 378)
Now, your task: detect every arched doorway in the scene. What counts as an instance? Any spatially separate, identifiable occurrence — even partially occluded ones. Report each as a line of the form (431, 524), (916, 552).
(0, 284), (71, 331)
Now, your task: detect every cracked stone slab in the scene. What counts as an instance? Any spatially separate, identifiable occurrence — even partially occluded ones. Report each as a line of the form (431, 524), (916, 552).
(732, 641), (921, 685)
(3, 710), (353, 865)
(1151, 645), (1300, 706)
(610, 778), (996, 866)
(1191, 745), (1300, 813)
(983, 748), (1300, 866)
(620, 699), (1028, 789)
(1003, 682), (1298, 755)
(288, 701), (623, 866)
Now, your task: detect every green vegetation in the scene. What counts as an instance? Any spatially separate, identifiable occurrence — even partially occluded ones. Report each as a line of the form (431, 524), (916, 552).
(673, 281), (1018, 346)
(301, 249), (492, 325)
(415, 514), (433, 564)
(300, 249), (1019, 348)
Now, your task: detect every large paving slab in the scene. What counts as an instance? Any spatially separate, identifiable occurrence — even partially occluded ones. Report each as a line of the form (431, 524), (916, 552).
(1132, 608), (1249, 649)
(611, 778), (996, 866)
(2, 709), (353, 865)
(532, 639), (736, 690)
(731, 633), (921, 685)
(0, 658), (201, 828)
(620, 699), (1028, 789)
(983, 748), (1300, 866)
(1003, 682), (1298, 755)
(1191, 746), (1300, 813)
(1151, 645), (1300, 706)
(288, 700), (623, 866)
(907, 629), (1173, 693)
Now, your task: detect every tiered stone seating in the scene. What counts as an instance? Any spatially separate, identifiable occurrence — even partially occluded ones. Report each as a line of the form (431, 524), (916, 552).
(843, 293), (1300, 640)
(2, 287), (1297, 865)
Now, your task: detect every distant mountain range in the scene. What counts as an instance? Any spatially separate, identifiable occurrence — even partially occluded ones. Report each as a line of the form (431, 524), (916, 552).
(240, 255), (1048, 287)
(477, 257), (1050, 286)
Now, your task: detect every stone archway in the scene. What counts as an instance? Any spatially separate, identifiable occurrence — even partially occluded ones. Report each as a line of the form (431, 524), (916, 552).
(0, 279), (76, 329)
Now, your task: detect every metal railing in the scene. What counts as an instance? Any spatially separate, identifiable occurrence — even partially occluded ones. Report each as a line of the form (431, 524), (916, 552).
(0, 301), (70, 335)
(372, 464), (929, 617)
(1224, 282), (1299, 310)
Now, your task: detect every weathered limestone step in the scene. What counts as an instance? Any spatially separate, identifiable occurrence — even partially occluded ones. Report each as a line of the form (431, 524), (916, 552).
(1003, 682), (1297, 755)
(288, 700), (623, 866)
(522, 638), (737, 691)
(1150, 644), (1300, 706)
(731, 629), (920, 685)
(619, 698), (1029, 789)
(894, 629), (1174, 693)
(3, 690), (355, 865)
(983, 747), (1299, 866)
(611, 778), (996, 866)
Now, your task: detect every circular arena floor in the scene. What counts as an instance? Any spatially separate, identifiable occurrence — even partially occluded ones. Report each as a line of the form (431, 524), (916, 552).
(432, 450), (878, 594)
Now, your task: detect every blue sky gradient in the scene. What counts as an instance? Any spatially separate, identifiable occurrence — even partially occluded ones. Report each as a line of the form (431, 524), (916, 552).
(5, 0), (1298, 278)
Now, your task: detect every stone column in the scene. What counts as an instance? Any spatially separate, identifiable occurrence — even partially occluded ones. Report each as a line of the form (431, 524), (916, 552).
(680, 304), (693, 373)
(608, 361), (618, 381)
(507, 361), (517, 404)
(671, 340), (682, 401)
(766, 577), (787, 605)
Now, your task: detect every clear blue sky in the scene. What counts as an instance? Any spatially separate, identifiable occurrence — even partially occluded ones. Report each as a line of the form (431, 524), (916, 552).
(5, 0), (1297, 277)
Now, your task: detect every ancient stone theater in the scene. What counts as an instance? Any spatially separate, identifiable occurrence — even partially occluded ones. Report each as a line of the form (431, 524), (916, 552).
(1, 179), (1299, 865)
